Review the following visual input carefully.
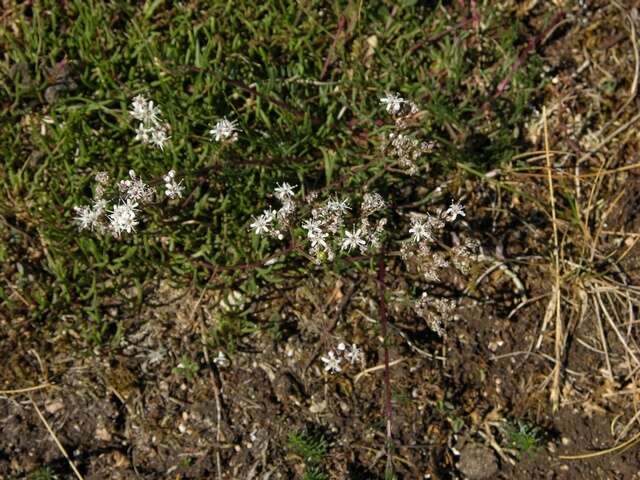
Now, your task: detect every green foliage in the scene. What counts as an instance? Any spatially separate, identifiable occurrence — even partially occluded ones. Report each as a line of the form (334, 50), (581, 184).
(208, 312), (257, 354)
(172, 356), (199, 381)
(0, 0), (544, 357)
(28, 467), (57, 480)
(503, 421), (546, 457)
(302, 467), (328, 480)
(288, 428), (328, 478)
(287, 429), (327, 465)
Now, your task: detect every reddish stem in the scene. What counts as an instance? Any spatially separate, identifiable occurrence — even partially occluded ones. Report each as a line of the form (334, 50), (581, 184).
(377, 253), (393, 448)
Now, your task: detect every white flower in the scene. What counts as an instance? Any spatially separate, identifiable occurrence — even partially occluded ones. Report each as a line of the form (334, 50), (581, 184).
(73, 205), (101, 231)
(274, 182), (296, 200)
(308, 230), (328, 249)
(95, 171), (109, 185)
(445, 201), (465, 222)
(302, 218), (322, 236)
(320, 351), (342, 374)
(380, 92), (405, 115)
(150, 125), (170, 151)
(362, 192), (386, 215)
(337, 342), (346, 351)
(341, 228), (366, 252)
(108, 199), (139, 237)
(164, 170), (184, 199)
(213, 351), (229, 367)
(209, 117), (239, 142)
(130, 96), (170, 150)
(134, 123), (153, 143)
(119, 170), (154, 204)
(345, 344), (363, 364)
(327, 197), (350, 213)
(130, 95), (162, 126)
(250, 211), (273, 235)
(409, 219), (433, 243)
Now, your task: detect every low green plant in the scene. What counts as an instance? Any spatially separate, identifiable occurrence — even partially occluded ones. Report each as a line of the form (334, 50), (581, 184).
(172, 356), (199, 381)
(302, 466), (328, 480)
(288, 430), (327, 465)
(29, 467), (57, 480)
(288, 429), (328, 478)
(503, 421), (545, 457)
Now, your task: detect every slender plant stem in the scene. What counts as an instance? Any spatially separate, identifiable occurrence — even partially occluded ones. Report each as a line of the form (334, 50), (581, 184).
(377, 252), (394, 476)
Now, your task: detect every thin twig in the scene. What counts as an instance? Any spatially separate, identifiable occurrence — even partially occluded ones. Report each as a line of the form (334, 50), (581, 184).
(0, 383), (52, 395)
(490, 12), (566, 101)
(354, 358), (406, 384)
(320, 15), (346, 80)
(30, 397), (85, 480)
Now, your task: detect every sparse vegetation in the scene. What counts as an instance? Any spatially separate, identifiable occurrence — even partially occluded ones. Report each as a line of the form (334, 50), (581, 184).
(1, 1), (640, 479)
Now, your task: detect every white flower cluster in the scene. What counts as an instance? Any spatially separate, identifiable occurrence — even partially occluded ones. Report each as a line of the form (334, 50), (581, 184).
(321, 342), (364, 374)
(73, 169), (184, 238)
(380, 93), (435, 175)
(413, 292), (457, 337)
(304, 194), (386, 263)
(209, 117), (239, 143)
(249, 182), (298, 240)
(163, 170), (184, 199)
(399, 201), (479, 336)
(130, 95), (170, 151)
(387, 132), (435, 176)
(118, 169), (154, 204)
(250, 185), (387, 263)
(380, 92), (418, 117)
(401, 201), (471, 282)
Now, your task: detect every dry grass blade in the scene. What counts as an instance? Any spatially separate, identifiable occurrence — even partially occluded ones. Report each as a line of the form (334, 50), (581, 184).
(591, 291), (614, 380)
(543, 106), (564, 412)
(30, 396), (85, 480)
(354, 358), (406, 384)
(593, 289), (640, 368)
(0, 382), (52, 395)
(559, 430), (640, 460)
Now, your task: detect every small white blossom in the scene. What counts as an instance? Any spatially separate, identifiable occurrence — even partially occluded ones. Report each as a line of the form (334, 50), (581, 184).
(209, 117), (239, 142)
(361, 192), (386, 216)
(134, 123), (153, 143)
(250, 211), (274, 235)
(213, 351), (229, 367)
(274, 182), (296, 200)
(345, 344), (363, 364)
(302, 218), (322, 237)
(108, 199), (139, 237)
(341, 228), (366, 252)
(308, 229), (328, 250)
(119, 170), (154, 204)
(327, 198), (350, 213)
(150, 125), (170, 151)
(409, 219), (433, 243)
(129, 95), (161, 125)
(320, 351), (342, 374)
(445, 201), (465, 222)
(380, 92), (405, 115)
(130, 95), (170, 151)
(163, 170), (184, 199)
(95, 171), (109, 185)
(73, 205), (102, 231)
